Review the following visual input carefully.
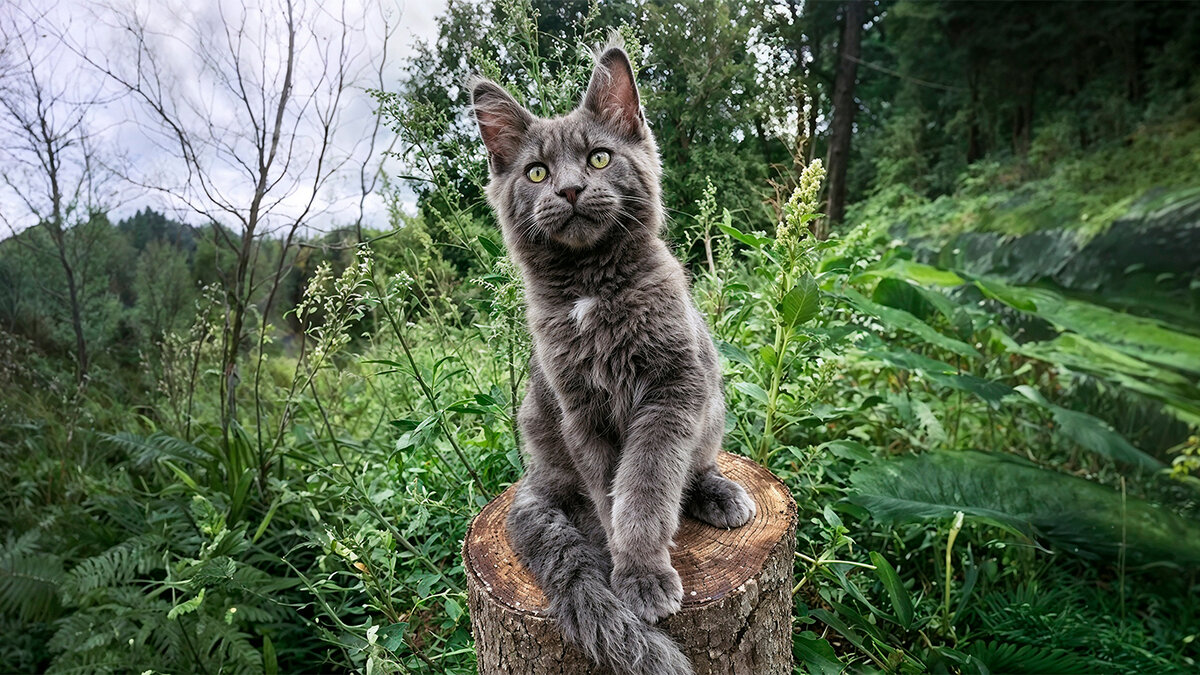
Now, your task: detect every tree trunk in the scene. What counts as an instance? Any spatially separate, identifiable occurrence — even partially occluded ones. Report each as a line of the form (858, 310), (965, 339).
(825, 0), (866, 227)
(63, 263), (89, 384)
(49, 224), (89, 384)
(464, 452), (797, 675)
(966, 65), (984, 163)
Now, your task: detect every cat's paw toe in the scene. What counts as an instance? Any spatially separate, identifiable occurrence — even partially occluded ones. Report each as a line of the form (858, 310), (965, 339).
(689, 478), (756, 529)
(611, 563), (683, 624)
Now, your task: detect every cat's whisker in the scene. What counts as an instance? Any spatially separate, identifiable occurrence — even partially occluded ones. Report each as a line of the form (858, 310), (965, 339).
(604, 211), (633, 238)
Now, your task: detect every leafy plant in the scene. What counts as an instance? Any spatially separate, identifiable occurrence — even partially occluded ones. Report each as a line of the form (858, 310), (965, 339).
(848, 451), (1200, 565)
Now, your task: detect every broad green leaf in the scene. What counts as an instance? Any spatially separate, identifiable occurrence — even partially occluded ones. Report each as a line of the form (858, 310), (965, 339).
(388, 418), (420, 432)
(394, 415), (438, 452)
(1012, 386), (1163, 471)
(859, 259), (966, 287)
(842, 287), (980, 359)
(870, 552), (914, 629)
(1001, 332), (1200, 426)
(716, 340), (754, 368)
(974, 277), (1200, 374)
(473, 393), (500, 406)
(732, 381), (770, 405)
(1014, 333), (1191, 388)
(793, 631), (844, 675)
(1052, 407), (1163, 471)
(477, 234), (504, 257)
(717, 221), (769, 249)
(506, 447), (523, 471)
(944, 373), (1013, 407)
(822, 504), (843, 529)
(864, 343), (956, 373)
(380, 622), (409, 652)
(972, 277), (1038, 311)
(849, 451), (1200, 564)
(864, 344), (1012, 406)
(415, 573), (437, 598)
(758, 345), (777, 367)
(446, 402), (488, 415)
(821, 439), (874, 462)
(871, 277), (939, 320)
(780, 273), (820, 329)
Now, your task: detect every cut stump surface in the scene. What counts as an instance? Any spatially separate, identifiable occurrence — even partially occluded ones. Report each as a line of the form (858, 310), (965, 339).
(464, 451), (797, 674)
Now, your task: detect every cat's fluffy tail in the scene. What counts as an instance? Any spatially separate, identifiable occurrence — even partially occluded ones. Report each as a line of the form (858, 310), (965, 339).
(507, 487), (692, 675)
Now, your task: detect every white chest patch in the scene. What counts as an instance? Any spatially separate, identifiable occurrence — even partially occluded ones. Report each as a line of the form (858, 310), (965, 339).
(570, 296), (598, 327)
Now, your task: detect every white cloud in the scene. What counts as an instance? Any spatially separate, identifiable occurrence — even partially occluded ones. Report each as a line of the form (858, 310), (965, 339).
(1, 0), (448, 236)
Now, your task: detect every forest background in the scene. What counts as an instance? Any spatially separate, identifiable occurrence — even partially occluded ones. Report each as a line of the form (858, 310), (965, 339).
(3, 0), (1200, 672)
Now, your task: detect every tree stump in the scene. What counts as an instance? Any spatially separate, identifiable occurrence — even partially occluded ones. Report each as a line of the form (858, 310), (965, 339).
(463, 452), (797, 674)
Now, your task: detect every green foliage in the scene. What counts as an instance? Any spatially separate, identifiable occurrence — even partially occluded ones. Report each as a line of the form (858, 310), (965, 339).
(133, 240), (196, 342)
(4, 1), (1200, 674)
(964, 641), (1093, 675)
(845, 0), (1200, 218)
(0, 533), (65, 623)
(848, 451), (1200, 564)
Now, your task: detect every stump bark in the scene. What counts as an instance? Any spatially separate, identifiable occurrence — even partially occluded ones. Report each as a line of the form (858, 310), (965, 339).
(464, 452), (797, 674)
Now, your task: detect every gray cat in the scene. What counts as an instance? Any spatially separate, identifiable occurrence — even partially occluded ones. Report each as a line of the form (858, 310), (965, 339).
(471, 42), (756, 675)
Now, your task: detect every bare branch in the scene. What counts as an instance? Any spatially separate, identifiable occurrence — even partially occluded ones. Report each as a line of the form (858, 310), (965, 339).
(37, 0), (399, 443)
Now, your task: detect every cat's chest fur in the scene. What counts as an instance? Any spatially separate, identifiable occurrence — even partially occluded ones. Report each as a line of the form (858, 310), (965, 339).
(529, 283), (660, 390)
(524, 252), (697, 418)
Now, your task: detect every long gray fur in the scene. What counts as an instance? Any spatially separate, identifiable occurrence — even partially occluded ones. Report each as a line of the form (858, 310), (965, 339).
(471, 42), (756, 675)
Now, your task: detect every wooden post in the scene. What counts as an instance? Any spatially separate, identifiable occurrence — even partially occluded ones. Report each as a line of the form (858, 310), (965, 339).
(464, 452), (797, 674)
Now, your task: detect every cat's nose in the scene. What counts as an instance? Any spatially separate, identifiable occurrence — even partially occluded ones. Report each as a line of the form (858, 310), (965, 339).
(557, 184), (585, 205)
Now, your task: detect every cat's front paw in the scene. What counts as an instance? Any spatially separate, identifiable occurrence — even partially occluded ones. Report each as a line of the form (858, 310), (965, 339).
(611, 559), (683, 624)
(687, 474), (756, 529)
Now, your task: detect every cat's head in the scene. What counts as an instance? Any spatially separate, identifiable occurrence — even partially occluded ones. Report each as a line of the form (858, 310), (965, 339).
(471, 46), (661, 252)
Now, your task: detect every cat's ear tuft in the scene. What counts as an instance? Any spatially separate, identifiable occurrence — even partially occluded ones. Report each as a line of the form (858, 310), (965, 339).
(583, 47), (644, 138)
(470, 77), (533, 173)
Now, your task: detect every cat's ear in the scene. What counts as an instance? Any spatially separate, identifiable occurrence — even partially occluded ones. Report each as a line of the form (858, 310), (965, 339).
(471, 78), (534, 173)
(583, 47), (644, 138)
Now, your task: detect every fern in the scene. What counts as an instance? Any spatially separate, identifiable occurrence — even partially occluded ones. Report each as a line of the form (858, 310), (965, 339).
(197, 613), (264, 672)
(965, 640), (1094, 674)
(912, 397), (947, 445)
(48, 608), (121, 659)
(44, 649), (134, 675)
(101, 431), (212, 470)
(46, 583), (265, 674)
(61, 534), (164, 600)
(969, 582), (1098, 648)
(0, 532), (65, 622)
(184, 555), (238, 587)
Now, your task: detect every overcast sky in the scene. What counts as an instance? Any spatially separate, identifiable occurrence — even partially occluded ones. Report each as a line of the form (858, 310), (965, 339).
(1, 0), (450, 236)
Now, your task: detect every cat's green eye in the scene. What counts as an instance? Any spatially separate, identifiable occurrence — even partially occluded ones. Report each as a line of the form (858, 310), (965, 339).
(588, 150), (611, 169)
(527, 165), (548, 183)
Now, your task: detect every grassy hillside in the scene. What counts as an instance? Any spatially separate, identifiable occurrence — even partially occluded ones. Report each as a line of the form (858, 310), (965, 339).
(850, 84), (1200, 240)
